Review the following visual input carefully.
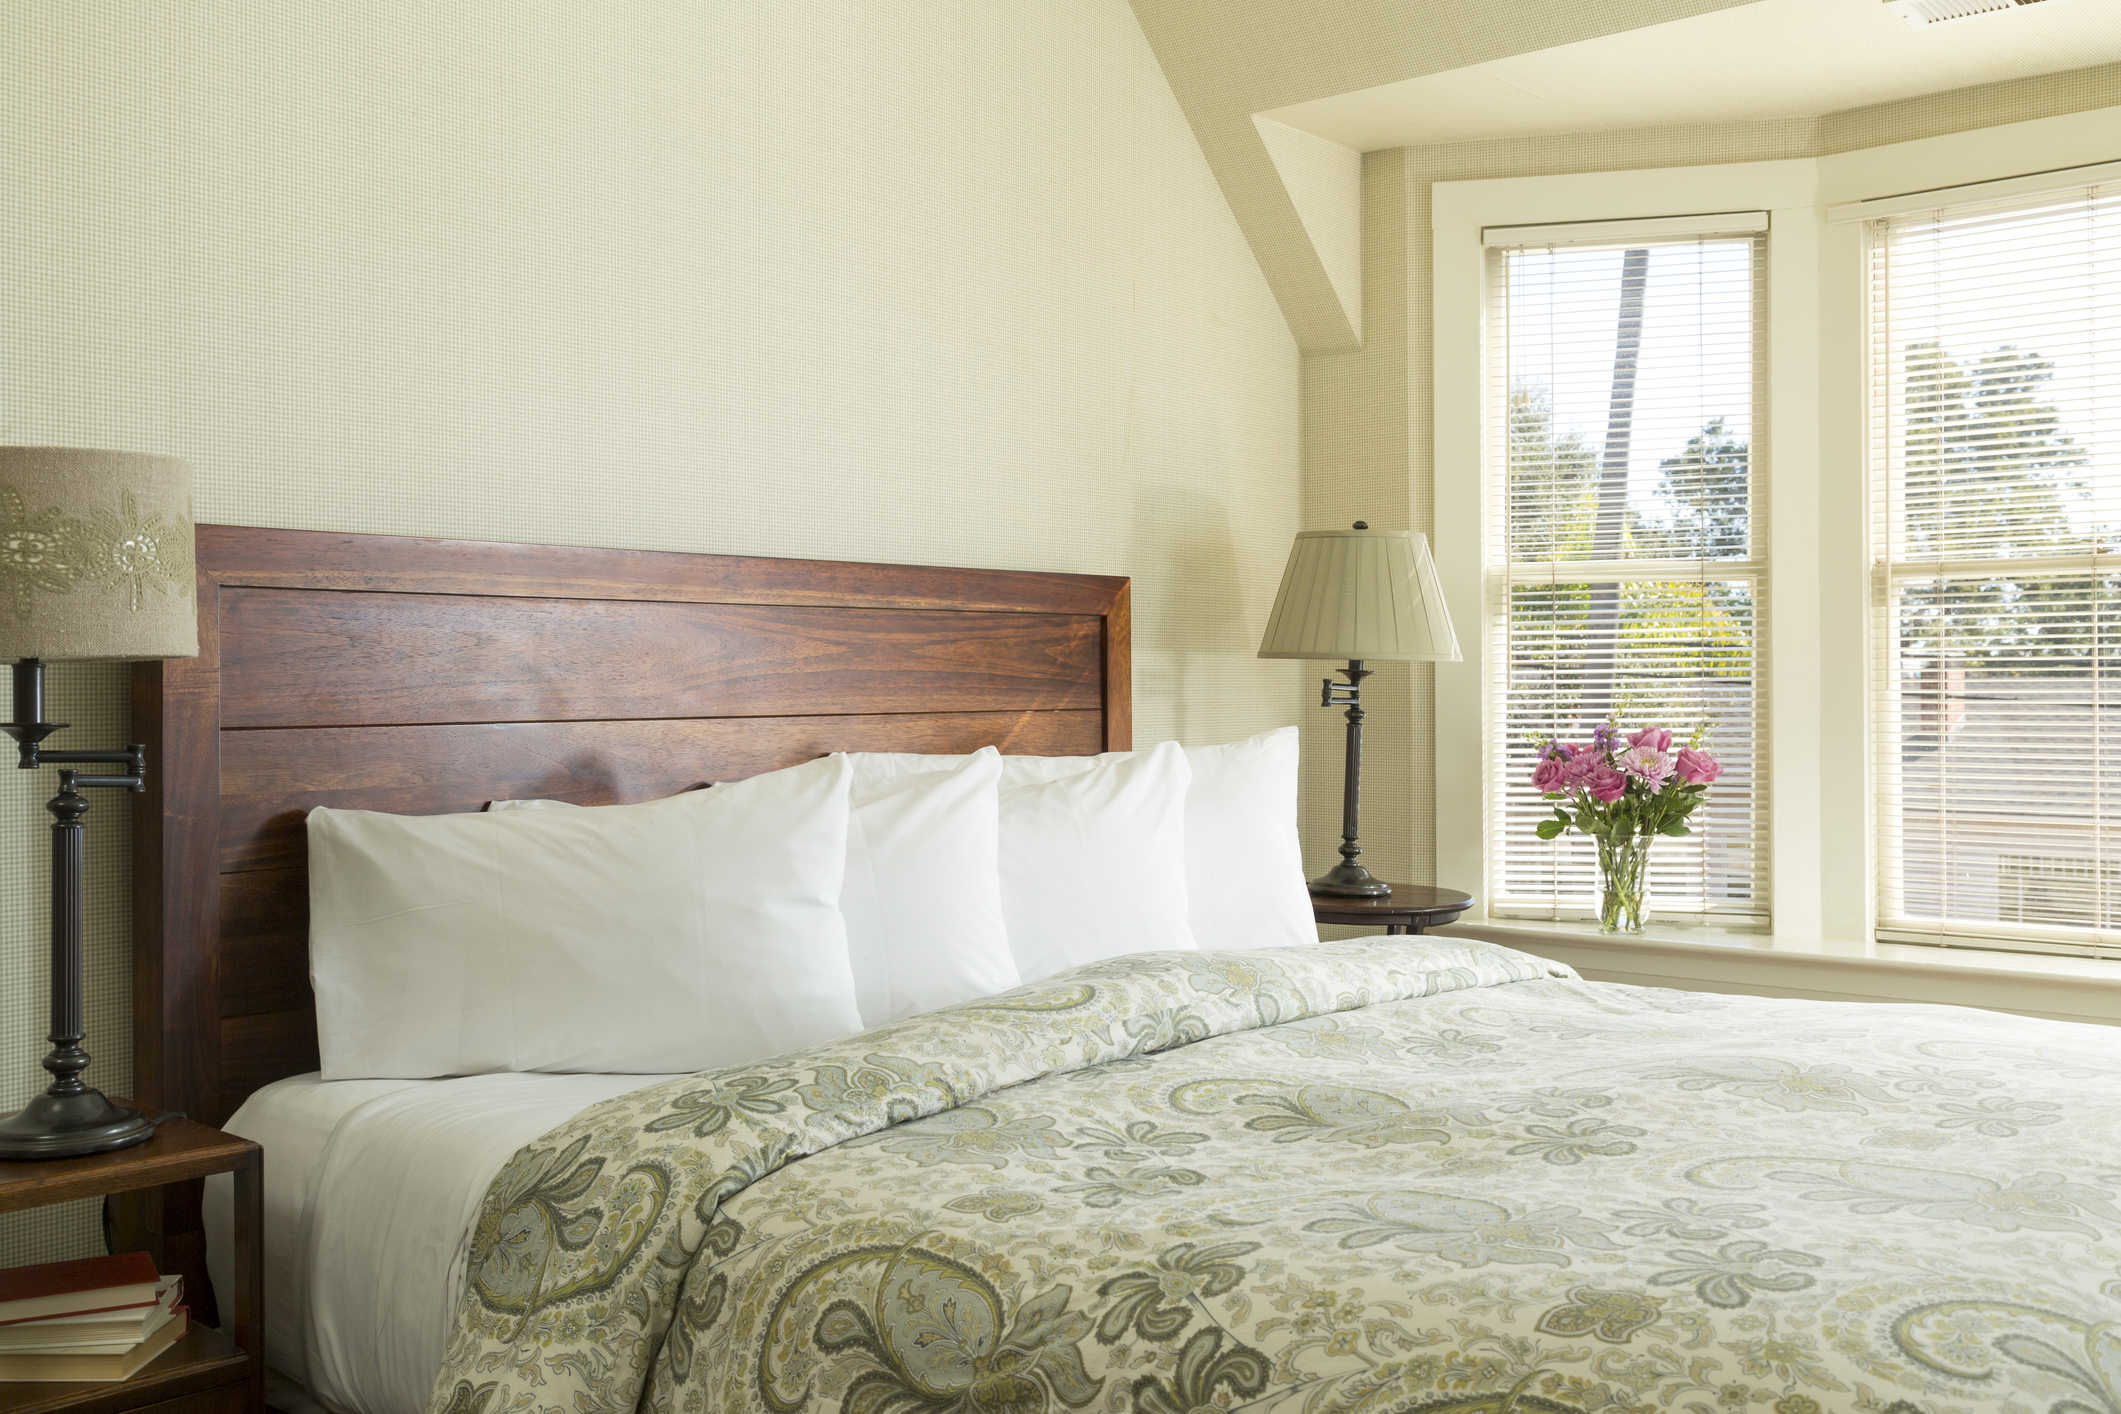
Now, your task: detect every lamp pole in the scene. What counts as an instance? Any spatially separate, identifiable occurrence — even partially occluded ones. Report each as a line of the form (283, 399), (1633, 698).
(0, 660), (159, 1159)
(1257, 519), (1460, 904)
(1310, 659), (1389, 897)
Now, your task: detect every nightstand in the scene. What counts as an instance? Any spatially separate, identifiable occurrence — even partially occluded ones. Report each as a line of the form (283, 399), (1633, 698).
(1312, 884), (1475, 935)
(0, 1110), (260, 1414)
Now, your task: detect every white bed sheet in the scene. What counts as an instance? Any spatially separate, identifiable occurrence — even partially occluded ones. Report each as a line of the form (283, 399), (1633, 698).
(204, 1069), (676, 1414)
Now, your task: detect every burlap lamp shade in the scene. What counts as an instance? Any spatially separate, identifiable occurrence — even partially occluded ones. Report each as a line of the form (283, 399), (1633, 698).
(0, 447), (199, 662)
(0, 448), (198, 1160)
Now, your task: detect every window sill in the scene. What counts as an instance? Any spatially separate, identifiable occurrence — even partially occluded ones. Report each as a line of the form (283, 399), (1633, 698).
(1431, 919), (2121, 1027)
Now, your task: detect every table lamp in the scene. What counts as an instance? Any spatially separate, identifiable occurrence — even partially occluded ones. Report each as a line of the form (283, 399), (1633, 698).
(1258, 523), (1459, 899)
(0, 449), (197, 1159)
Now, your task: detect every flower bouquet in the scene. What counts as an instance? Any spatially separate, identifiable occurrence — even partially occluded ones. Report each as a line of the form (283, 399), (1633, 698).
(1529, 722), (1723, 934)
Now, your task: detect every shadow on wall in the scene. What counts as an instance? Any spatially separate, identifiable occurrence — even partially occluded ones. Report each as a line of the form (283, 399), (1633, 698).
(1131, 481), (1248, 743)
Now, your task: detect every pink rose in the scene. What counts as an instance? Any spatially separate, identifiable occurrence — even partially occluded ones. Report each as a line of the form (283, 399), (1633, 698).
(1586, 765), (1628, 802)
(1530, 757), (1567, 792)
(1628, 726), (1673, 753)
(1675, 747), (1722, 784)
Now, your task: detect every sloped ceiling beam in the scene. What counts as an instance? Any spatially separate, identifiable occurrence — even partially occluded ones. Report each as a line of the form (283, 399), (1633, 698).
(1253, 116), (1364, 346)
(1130, 0), (1768, 352)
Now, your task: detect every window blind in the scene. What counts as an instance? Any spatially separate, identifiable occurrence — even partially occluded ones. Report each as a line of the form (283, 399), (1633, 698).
(1870, 178), (2121, 959)
(1486, 228), (1769, 923)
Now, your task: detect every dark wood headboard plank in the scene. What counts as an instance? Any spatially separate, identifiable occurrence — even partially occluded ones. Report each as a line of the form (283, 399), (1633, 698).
(125, 579), (225, 1317)
(200, 525), (1128, 617)
(219, 869), (311, 1017)
(218, 590), (1103, 729)
(132, 579), (224, 1124)
(1103, 582), (1131, 755)
(127, 527), (1132, 1320)
(217, 1013), (319, 1112)
(216, 709), (1105, 873)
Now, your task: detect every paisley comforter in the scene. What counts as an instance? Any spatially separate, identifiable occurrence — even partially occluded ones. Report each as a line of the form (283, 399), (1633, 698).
(426, 938), (2121, 1414)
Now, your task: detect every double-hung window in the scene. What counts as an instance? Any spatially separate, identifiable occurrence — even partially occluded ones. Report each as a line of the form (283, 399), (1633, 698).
(1485, 216), (1770, 924)
(1870, 178), (2121, 958)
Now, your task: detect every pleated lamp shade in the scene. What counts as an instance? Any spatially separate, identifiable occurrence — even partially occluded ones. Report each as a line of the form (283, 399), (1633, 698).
(1257, 526), (1459, 662)
(0, 448), (199, 661)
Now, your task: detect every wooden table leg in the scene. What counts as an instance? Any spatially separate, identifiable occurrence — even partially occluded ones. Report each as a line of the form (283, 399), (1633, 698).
(233, 1152), (264, 1412)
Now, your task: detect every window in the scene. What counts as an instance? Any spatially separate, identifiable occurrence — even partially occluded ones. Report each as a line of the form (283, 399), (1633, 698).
(1484, 218), (1769, 924)
(1870, 178), (2121, 959)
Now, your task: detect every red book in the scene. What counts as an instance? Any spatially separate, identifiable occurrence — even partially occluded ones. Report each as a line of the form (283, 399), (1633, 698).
(0, 1253), (161, 1327)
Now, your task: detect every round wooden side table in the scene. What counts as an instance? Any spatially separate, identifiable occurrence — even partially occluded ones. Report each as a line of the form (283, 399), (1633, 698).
(1310, 884), (1474, 935)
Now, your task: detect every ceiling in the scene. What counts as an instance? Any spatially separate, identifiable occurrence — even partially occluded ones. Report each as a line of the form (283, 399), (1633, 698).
(1263, 0), (2121, 152)
(1127, 0), (2120, 353)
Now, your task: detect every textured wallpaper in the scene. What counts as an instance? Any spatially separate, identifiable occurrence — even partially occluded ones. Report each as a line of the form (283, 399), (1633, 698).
(0, 0), (1303, 1265)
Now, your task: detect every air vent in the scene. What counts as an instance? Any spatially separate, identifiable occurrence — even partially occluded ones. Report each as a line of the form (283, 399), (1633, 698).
(1885, 0), (2063, 26)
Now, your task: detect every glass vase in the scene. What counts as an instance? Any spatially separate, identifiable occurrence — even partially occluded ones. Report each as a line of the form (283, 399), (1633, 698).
(1595, 832), (1652, 935)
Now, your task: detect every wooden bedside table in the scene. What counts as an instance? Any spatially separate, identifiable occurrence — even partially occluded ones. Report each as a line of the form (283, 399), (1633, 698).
(1312, 884), (1475, 935)
(0, 1110), (260, 1414)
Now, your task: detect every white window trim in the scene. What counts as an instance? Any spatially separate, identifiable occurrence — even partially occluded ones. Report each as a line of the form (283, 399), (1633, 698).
(1482, 220), (1773, 924)
(1429, 102), (2121, 969)
(1433, 158), (1827, 937)
(1824, 157), (2121, 224)
(1483, 210), (1769, 245)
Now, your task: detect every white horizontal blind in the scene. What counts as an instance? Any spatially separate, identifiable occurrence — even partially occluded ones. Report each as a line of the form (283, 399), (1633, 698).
(1870, 179), (2121, 959)
(1486, 230), (1768, 923)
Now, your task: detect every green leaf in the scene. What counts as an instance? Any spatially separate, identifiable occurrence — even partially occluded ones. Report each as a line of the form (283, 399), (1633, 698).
(1535, 819), (1566, 840)
(1660, 822), (1692, 837)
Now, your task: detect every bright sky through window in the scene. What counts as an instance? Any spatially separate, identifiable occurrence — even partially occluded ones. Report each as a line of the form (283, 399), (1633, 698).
(1502, 241), (1755, 533)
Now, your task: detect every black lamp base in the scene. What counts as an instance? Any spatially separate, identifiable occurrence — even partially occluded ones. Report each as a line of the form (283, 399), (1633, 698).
(1, 658), (159, 1161)
(1309, 863), (1393, 898)
(1313, 658), (1392, 900)
(0, 1088), (158, 1160)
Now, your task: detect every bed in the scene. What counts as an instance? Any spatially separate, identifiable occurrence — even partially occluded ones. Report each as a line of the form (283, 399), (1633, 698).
(125, 525), (1130, 1374)
(130, 527), (2121, 1414)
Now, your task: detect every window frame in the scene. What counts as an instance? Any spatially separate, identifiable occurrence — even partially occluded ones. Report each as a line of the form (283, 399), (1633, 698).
(1432, 160), (1832, 938)
(1431, 110), (2121, 952)
(1854, 175), (2121, 960)
(1481, 222), (1773, 925)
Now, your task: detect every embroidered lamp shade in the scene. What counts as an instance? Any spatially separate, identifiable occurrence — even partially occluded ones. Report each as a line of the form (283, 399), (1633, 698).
(1257, 526), (1460, 662)
(0, 448), (198, 661)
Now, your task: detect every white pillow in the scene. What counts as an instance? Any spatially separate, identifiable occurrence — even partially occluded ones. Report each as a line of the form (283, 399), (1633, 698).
(308, 753), (861, 1079)
(848, 728), (1314, 950)
(841, 750), (1019, 1026)
(997, 741), (1197, 982)
(493, 754), (1020, 1029)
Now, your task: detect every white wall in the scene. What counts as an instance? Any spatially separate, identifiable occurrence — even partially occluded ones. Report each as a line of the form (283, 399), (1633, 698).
(0, 0), (1303, 1264)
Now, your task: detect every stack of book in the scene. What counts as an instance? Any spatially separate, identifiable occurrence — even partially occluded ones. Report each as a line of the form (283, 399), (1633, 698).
(0, 1251), (187, 1382)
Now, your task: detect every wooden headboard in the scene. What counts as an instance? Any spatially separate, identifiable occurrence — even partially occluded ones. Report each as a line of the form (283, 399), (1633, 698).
(122, 525), (1128, 1298)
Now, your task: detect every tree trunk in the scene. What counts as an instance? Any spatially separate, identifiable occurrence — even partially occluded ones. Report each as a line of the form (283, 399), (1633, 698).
(1579, 247), (1649, 726)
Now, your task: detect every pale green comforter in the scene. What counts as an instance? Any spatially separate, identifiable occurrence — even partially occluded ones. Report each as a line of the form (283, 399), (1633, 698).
(426, 938), (2121, 1414)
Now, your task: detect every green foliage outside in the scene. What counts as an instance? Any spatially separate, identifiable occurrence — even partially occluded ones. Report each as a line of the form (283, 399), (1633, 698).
(1509, 333), (2104, 709)
(1893, 342), (2107, 676)
(1504, 383), (1753, 731)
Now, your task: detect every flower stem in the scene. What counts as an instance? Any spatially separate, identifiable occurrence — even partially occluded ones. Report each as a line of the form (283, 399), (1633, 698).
(1596, 832), (1652, 935)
